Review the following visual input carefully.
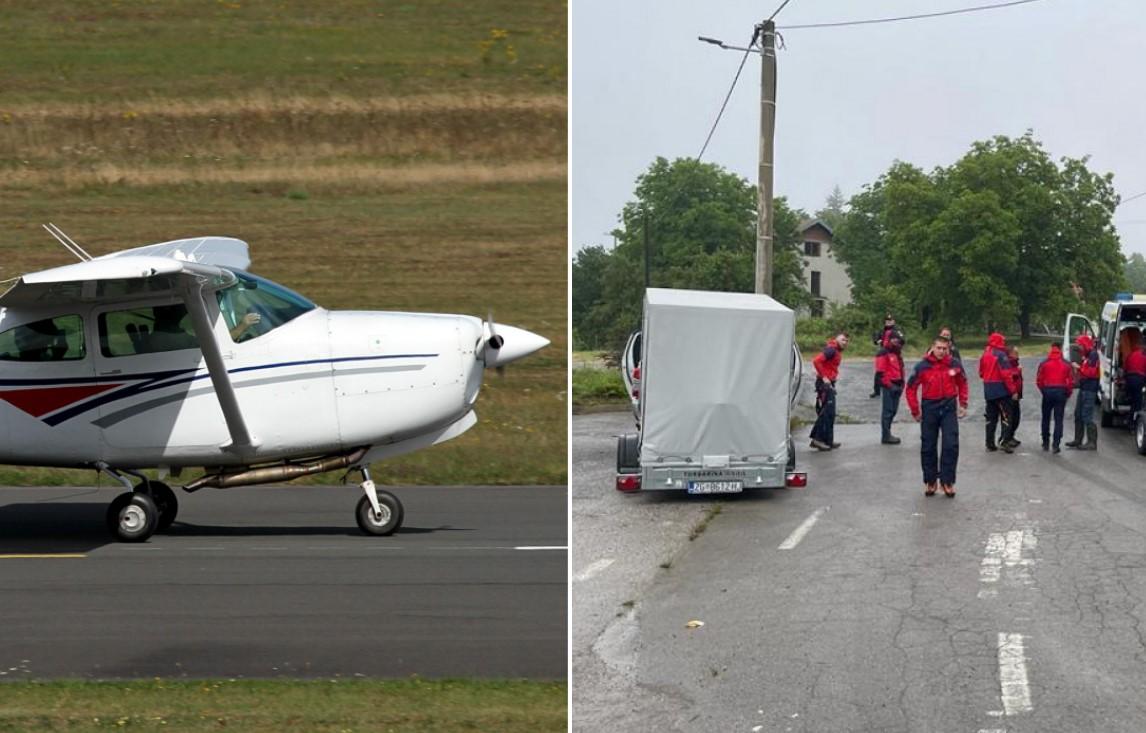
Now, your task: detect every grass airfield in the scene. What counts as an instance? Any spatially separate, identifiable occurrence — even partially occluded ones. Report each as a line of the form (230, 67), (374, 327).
(0, 2), (567, 729)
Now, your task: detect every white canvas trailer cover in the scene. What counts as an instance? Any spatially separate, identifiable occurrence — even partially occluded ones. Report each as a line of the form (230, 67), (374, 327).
(639, 288), (794, 489)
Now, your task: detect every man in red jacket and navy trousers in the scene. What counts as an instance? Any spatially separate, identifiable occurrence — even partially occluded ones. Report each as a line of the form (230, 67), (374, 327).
(980, 332), (1019, 453)
(906, 336), (969, 497)
(810, 333), (849, 451)
(1036, 342), (1073, 453)
(875, 332), (905, 444)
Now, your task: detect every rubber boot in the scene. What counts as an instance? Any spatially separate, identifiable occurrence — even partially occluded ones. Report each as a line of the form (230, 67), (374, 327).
(1079, 423), (1098, 451)
(1064, 421), (1084, 448)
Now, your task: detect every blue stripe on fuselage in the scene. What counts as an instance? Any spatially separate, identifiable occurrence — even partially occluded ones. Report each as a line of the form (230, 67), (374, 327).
(4, 354), (439, 426)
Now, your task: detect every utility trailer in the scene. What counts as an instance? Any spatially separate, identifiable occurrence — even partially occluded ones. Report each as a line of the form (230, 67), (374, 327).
(616, 288), (805, 494)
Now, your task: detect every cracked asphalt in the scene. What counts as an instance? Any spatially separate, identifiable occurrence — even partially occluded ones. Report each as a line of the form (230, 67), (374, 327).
(574, 355), (1146, 731)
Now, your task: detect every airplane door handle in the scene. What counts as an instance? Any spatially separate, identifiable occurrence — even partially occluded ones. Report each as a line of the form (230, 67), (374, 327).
(99, 369), (122, 375)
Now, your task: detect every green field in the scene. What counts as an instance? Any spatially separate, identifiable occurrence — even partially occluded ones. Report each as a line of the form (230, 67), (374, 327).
(0, 679), (566, 733)
(0, 0), (567, 488)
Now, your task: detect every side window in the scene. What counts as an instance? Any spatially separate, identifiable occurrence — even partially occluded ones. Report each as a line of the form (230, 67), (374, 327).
(99, 304), (198, 357)
(0, 315), (86, 362)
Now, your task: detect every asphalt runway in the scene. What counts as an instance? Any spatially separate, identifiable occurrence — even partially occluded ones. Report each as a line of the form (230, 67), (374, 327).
(0, 484), (566, 680)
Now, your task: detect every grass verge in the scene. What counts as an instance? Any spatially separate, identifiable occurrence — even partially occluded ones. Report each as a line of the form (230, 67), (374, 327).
(0, 679), (566, 733)
(571, 367), (628, 409)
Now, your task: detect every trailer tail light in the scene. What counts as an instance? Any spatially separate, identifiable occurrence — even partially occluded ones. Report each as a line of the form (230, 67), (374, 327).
(616, 474), (641, 492)
(785, 472), (808, 488)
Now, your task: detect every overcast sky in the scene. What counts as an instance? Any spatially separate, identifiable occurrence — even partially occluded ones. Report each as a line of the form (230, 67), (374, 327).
(572, 0), (1146, 258)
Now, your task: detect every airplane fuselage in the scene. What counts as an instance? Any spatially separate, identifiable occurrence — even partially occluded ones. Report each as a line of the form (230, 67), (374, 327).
(0, 298), (484, 470)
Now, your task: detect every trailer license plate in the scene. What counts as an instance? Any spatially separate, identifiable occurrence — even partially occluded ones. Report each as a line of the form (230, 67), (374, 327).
(687, 481), (743, 494)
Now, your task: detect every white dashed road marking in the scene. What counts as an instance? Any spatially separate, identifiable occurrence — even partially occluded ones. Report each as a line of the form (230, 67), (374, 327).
(997, 632), (1034, 716)
(778, 507), (829, 550)
(979, 527), (1037, 598)
(574, 558), (615, 582)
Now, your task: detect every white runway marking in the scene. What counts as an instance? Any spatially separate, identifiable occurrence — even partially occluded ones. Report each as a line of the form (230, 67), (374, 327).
(514, 546), (567, 551)
(997, 632), (1033, 716)
(574, 558), (615, 582)
(778, 507), (828, 550)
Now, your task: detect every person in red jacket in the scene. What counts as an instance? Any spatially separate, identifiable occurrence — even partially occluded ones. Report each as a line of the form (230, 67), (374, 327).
(906, 336), (969, 497)
(1036, 342), (1073, 453)
(979, 332), (1019, 453)
(869, 314), (900, 398)
(876, 333), (905, 444)
(1066, 333), (1101, 450)
(1123, 340), (1146, 424)
(810, 333), (848, 450)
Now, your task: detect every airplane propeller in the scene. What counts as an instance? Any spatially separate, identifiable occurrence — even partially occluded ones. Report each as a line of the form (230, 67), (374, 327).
(479, 312), (548, 373)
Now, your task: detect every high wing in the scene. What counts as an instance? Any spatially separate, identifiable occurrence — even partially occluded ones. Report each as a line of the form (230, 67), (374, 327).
(0, 236), (248, 308)
(95, 236), (250, 271)
(0, 236), (258, 452)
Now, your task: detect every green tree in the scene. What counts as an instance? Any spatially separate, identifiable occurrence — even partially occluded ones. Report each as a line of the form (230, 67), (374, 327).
(832, 133), (1125, 337)
(815, 184), (847, 231)
(1125, 253), (1146, 293)
(573, 157), (810, 350)
(571, 244), (610, 349)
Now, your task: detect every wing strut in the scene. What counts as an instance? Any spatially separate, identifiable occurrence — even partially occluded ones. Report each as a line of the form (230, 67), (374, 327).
(179, 275), (258, 452)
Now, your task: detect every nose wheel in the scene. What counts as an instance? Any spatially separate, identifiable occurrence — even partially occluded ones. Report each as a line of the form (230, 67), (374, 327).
(353, 467), (404, 536)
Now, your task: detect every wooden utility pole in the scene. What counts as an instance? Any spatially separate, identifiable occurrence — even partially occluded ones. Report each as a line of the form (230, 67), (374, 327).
(756, 20), (776, 296)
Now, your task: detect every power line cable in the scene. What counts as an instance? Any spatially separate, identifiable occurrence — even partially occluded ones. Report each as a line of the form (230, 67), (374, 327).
(779, 0), (1046, 30)
(697, 26), (760, 161)
(1119, 191), (1146, 207)
(768, 0), (796, 22)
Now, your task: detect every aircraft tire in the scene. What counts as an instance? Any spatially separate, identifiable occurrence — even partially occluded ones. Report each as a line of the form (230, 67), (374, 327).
(355, 491), (403, 536)
(107, 492), (159, 543)
(145, 482), (179, 531)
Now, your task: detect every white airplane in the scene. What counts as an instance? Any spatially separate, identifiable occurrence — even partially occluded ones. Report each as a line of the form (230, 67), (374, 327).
(0, 228), (549, 542)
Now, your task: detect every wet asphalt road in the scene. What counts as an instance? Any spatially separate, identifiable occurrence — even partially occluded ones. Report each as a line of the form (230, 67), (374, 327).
(573, 356), (1146, 732)
(0, 484), (566, 680)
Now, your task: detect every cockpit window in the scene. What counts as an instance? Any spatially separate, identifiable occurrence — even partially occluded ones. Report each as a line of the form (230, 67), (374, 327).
(0, 315), (86, 362)
(216, 270), (316, 342)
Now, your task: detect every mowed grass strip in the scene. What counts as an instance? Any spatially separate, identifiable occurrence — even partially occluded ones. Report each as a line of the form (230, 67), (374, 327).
(0, 179), (566, 487)
(0, 94), (567, 171)
(0, 679), (566, 733)
(0, 0), (566, 102)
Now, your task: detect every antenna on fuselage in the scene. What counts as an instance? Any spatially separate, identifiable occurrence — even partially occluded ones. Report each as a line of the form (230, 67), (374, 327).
(42, 223), (93, 262)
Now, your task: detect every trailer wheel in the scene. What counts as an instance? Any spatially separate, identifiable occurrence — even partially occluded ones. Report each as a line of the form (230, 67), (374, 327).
(616, 433), (640, 473)
(1137, 414), (1146, 455)
(786, 436), (796, 471)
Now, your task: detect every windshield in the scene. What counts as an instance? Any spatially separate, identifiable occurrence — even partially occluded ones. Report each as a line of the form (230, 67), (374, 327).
(215, 271), (316, 342)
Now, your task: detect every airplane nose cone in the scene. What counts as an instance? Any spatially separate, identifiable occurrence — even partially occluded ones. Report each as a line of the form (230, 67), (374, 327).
(483, 324), (549, 368)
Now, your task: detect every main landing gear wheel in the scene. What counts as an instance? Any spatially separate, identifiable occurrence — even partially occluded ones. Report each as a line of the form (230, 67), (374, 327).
(106, 491), (160, 543)
(355, 491), (403, 536)
(144, 481), (179, 531)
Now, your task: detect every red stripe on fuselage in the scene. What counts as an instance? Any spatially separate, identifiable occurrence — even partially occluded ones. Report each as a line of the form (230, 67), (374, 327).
(0, 384), (123, 418)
